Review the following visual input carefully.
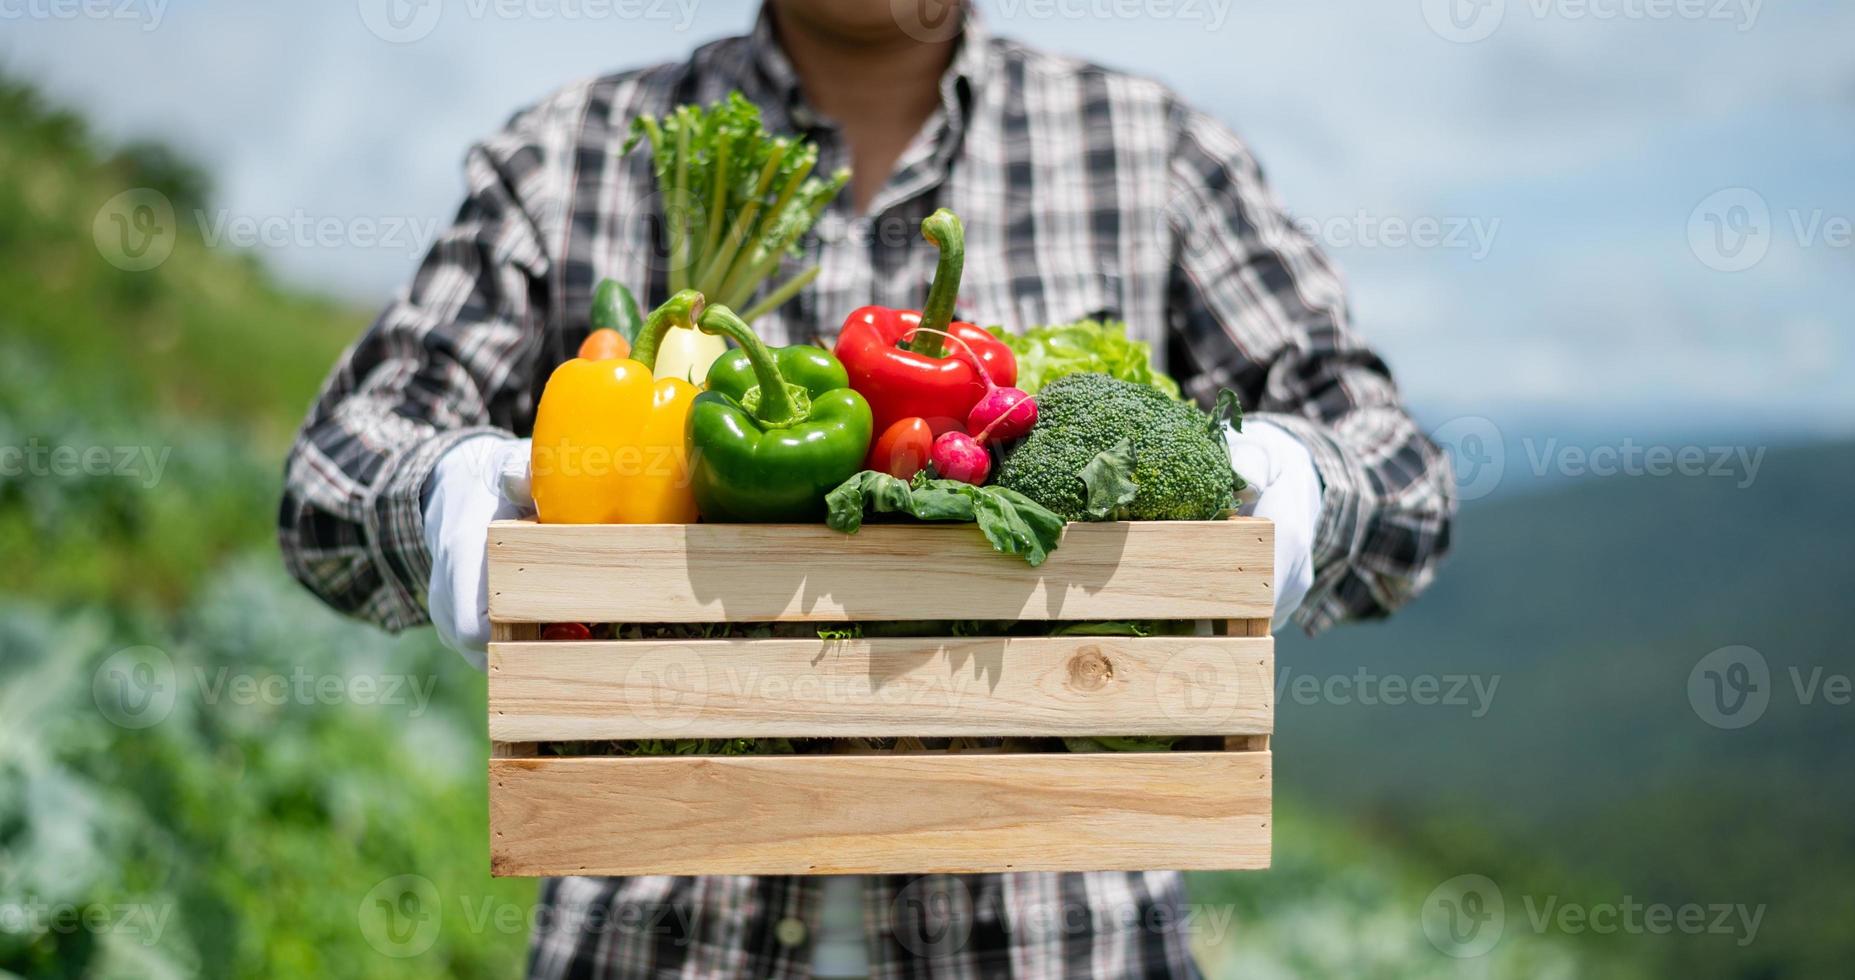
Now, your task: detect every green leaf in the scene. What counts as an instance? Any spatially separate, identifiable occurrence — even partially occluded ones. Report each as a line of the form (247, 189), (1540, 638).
(1048, 621), (1155, 637)
(984, 487), (1066, 566)
(1079, 438), (1140, 520)
(825, 471), (1065, 566)
(1210, 387), (1243, 439)
(1062, 735), (1180, 753)
(902, 482), (980, 523)
(987, 319), (1183, 398)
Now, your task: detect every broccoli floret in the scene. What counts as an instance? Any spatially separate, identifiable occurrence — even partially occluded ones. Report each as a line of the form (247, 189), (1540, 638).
(995, 373), (1238, 522)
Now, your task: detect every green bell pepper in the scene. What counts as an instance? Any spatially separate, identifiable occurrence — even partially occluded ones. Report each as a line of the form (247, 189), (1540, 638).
(688, 305), (873, 522)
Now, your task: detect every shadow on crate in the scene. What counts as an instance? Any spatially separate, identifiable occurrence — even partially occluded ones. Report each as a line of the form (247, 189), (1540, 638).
(675, 521), (1133, 623)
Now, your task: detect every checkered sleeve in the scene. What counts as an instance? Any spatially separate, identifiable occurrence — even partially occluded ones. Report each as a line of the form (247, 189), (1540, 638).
(277, 93), (576, 631)
(1163, 107), (1456, 633)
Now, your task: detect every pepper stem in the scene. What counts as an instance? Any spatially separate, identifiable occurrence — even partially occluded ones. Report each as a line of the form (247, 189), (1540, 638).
(898, 326), (997, 389)
(906, 209), (965, 356)
(696, 304), (802, 426)
(629, 289), (705, 371)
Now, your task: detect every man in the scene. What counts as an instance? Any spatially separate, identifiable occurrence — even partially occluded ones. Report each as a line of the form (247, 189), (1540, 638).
(281, 1), (1455, 976)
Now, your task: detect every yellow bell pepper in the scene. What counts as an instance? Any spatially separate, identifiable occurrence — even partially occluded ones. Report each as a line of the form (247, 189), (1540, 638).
(530, 290), (704, 524)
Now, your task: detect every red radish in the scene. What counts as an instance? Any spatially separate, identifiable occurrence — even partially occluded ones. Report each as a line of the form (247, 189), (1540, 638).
(967, 385), (1038, 443)
(931, 431), (992, 485)
(904, 326), (1040, 446)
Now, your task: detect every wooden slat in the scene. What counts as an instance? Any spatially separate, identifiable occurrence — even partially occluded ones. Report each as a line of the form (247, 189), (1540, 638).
(1224, 620), (1272, 751)
(490, 751), (1271, 876)
(489, 622), (539, 760)
(486, 518), (1273, 623)
(489, 636), (1273, 740)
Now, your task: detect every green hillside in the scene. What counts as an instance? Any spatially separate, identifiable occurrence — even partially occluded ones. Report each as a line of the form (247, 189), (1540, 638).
(0, 75), (537, 977)
(0, 77), (371, 608)
(0, 74), (1648, 978)
(1277, 440), (1855, 977)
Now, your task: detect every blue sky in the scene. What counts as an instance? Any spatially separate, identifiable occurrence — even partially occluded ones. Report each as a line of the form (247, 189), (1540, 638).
(7, 0), (1851, 440)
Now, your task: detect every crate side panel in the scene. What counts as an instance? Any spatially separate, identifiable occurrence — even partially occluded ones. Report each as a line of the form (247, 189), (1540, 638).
(489, 636), (1273, 741)
(490, 752), (1271, 877)
(487, 520), (1272, 623)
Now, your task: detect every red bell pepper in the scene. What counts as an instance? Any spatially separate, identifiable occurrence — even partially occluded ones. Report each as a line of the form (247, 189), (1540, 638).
(834, 210), (1016, 435)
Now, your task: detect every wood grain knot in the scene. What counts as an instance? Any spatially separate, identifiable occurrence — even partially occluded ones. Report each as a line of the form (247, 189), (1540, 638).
(1066, 647), (1115, 692)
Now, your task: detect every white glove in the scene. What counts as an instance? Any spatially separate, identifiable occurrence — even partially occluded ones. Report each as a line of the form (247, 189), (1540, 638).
(422, 435), (534, 668)
(1224, 420), (1323, 631)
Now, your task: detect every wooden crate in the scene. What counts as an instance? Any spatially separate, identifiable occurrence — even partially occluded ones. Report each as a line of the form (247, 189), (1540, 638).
(486, 517), (1275, 877)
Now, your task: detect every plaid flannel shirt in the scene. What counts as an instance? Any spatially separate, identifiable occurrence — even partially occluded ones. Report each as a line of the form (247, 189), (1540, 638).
(279, 6), (1455, 978)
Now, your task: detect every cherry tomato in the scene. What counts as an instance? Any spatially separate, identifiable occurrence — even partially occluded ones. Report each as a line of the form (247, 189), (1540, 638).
(541, 622), (593, 641)
(577, 328), (630, 361)
(866, 417), (936, 478)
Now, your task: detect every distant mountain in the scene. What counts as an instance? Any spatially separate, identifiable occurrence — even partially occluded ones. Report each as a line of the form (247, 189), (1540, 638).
(1275, 440), (1855, 977)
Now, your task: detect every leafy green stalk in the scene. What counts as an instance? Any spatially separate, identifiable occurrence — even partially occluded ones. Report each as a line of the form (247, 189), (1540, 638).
(668, 108), (692, 293)
(739, 265), (821, 324)
(695, 139), (788, 291)
(624, 93), (848, 324)
(720, 178), (845, 309)
(698, 132), (731, 275)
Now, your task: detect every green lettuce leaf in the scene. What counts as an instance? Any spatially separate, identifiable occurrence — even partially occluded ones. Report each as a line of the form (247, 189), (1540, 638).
(987, 320), (1183, 398)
